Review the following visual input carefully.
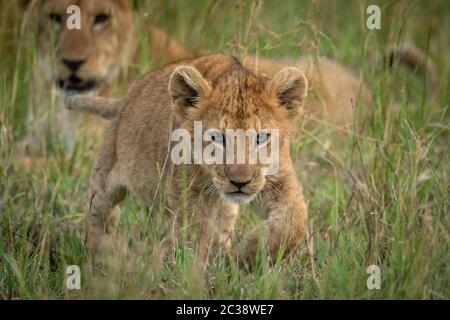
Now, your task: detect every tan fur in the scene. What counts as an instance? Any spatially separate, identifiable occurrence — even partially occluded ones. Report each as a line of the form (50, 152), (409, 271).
(68, 54), (371, 129)
(243, 55), (372, 127)
(20, 1), (437, 152)
(65, 47), (438, 132)
(245, 44), (439, 127)
(22, 0), (370, 138)
(72, 54), (309, 265)
(19, 0), (189, 155)
(22, 0), (188, 95)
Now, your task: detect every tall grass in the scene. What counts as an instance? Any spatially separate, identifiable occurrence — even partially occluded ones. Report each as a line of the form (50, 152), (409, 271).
(0, 0), (448, 299)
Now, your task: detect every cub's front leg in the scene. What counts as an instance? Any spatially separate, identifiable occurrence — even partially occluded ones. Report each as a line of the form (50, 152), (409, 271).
(239, 169), (308, 265)
(194, 200), (239, 265)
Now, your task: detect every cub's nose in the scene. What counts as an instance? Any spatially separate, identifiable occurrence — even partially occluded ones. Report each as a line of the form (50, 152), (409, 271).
(62, 59), (86, 72)
(229, 178), (252, 189)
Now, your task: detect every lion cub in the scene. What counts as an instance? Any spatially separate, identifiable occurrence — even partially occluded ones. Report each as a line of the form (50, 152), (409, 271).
(68, 54), (308, 265)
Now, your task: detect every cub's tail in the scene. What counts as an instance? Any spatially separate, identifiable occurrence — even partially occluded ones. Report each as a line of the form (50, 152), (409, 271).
(64, 95), (121, 119)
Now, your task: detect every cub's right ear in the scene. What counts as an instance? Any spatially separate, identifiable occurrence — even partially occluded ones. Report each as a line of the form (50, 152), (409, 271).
(168, 66), (211, 118)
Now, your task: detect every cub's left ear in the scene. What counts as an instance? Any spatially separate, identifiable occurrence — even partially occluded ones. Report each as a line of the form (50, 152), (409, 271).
(168, 65), (211, 118)
(266, 67), (308, 116)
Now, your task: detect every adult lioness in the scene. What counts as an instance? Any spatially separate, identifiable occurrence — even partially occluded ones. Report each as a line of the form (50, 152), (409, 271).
(19, 0), (188, 153)
(67, 54), (309, 265)
(21, 0), (187, 95)
(20, 0), (436, 154)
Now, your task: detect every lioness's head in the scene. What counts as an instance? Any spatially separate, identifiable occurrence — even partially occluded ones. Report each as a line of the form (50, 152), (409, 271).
(169, 57), (307, 204)
(22, 0), (132, 93)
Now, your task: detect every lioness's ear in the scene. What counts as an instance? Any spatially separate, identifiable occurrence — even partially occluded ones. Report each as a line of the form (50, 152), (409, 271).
(266, 67), (308, 116)
(168, 66), (211, 117)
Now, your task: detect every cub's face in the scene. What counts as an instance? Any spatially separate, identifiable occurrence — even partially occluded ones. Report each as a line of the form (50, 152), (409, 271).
(169, 62), (307, 204)
(26, 0), (132, 93)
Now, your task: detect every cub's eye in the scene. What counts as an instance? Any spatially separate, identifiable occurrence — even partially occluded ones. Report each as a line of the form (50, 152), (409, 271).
(211, 131), (225, 146)
(48, 13), (62, 25)
(256, 132), (270, 146)
(94, 14), (110, 24)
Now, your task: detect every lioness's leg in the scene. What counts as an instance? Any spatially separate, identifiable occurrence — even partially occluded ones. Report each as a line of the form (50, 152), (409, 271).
(240, 170), (308, 265)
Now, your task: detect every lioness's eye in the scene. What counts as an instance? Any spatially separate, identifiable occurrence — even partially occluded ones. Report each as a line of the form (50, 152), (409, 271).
(49, 13), (62, 25)
(256, 132), (270, 146)
(211, 132), (225, 146)
(94, 14), (110, 24)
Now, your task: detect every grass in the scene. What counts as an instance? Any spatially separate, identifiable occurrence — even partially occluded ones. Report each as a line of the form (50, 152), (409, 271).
(0, 0), (449, 299)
